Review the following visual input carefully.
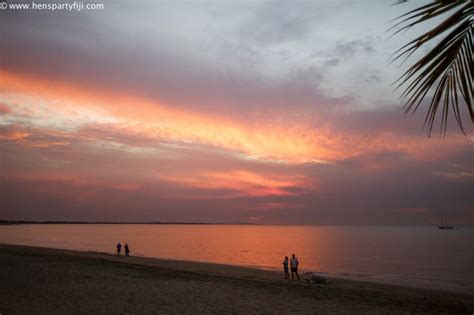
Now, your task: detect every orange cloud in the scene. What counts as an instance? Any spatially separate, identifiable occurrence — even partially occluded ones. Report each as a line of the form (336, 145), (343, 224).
(1, 70), (334, 164)
(0, 127), (70, 147)
(1, 69), (471, 168)
(157, 170), (312, 197)
(0, 103), (12, 114)
(0, 130), (30, 142)
(206, 170), (308, 196)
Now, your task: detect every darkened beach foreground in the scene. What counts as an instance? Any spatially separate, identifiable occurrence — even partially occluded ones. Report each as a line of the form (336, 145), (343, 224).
(1, 244), (473, 314)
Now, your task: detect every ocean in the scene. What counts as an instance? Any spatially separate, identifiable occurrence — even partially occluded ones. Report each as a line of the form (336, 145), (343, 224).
(1, 224), (473, 293)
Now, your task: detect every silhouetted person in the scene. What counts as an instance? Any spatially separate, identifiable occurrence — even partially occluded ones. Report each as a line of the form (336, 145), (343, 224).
(290, 254), (300, 281)
(124, 243), (130, 257)
(283, 256), (289, 279)
(116, 242), (122, 256)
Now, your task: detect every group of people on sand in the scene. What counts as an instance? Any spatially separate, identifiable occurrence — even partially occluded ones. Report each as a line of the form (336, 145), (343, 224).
(115, 244), (298, 280)
(116, 243), (297, 279)
(283, 254), (300, 281)
(116, 242), (130, 256)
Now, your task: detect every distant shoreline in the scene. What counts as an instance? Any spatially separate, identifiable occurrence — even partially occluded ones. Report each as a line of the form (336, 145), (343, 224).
(0, 220), (257, 225)
(0, 243), (472, 313)
(1, 220), (472, 227)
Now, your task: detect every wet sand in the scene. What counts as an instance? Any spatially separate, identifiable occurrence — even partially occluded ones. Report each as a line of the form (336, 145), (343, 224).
(1, 243), (473, 314)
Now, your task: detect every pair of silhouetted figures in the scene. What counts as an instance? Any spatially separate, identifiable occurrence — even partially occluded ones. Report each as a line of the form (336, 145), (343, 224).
(116, 242), (130, 256)
(283, 254), (300, 281)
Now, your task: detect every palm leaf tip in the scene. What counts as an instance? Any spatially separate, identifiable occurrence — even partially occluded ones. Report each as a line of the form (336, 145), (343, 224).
(390, 0), (473, 136)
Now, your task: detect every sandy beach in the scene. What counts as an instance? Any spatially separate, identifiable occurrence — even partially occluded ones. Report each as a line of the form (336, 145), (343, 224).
(0, 244), (473, 314)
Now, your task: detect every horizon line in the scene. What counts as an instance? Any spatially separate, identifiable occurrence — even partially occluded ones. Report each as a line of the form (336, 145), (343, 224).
(0, 220), (472, 227)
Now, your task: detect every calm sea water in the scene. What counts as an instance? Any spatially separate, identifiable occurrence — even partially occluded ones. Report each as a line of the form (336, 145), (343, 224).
(1, 224), (473, 293)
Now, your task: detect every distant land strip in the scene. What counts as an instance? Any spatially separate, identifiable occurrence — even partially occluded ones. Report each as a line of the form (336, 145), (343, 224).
(0, 220), (257, 225)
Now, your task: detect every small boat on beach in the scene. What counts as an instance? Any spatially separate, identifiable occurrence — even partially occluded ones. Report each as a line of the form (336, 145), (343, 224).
(438, 225), (453, 230)
(438, 219), (453, 230)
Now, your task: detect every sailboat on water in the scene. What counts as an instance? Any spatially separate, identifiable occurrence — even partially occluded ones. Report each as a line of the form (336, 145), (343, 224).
(438, 218), (453, 230)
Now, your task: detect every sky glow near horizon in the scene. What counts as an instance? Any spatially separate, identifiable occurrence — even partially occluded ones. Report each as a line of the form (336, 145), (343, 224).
(0, 0), (473, 224)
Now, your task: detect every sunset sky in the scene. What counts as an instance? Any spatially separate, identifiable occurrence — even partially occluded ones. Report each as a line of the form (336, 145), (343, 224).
(1, 0), (472, 224)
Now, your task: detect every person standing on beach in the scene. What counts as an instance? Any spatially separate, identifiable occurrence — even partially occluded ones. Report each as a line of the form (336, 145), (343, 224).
(290, 254), (300, 281)
(116, 242), (122, 256)
(124, 243), (130, 257)
(283, 256), (289, 279)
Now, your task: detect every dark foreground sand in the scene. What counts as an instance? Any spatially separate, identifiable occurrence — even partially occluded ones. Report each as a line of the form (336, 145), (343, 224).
(1, 244), (473, 314)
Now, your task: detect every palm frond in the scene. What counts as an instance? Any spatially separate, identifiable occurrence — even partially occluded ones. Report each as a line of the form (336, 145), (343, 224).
(391, 0), (473, 136)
